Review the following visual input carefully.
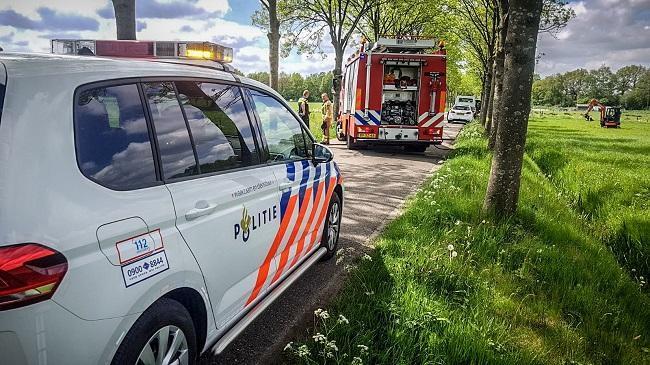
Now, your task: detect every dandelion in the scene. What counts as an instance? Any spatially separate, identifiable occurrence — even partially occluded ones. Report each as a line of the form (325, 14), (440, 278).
(338, 314), (349, 324)
(447, 244), (454, 251)
(452, 251), (458, 258)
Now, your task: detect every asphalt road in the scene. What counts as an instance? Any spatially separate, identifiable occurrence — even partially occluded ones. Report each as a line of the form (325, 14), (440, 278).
(201, 121), (464, 365)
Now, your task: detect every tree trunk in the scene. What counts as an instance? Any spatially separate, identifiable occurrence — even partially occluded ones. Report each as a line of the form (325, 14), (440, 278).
(112, 0), (136, 40)
(332, 45), (344, 122)
(479, 61), (493, 128)
(483, 0), (543, 216)
(488, 0), (509, 150)
(485, 61), (497, 133)
(267, 0), (280, 91)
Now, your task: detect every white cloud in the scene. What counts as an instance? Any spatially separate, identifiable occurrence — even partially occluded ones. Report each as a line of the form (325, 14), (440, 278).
(536, 0), (650, 76)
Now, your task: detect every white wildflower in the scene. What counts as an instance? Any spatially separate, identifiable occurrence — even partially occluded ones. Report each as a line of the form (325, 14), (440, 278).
(312, 332), (327, 343)
(447, 244), (454, 251)
(337, 314), (349, 324)
(362, 253), (373, 262)
(352, 356), (363, 365)
(452, 251), (458, 258)
(357, 344), (369, 355)
(297, 344), (310, 358)
(284, 342), (294, 352)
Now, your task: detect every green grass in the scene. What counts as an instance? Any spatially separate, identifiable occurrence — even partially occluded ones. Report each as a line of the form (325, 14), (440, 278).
(284, 114), (650, 364)
(288, 102), (337, 142)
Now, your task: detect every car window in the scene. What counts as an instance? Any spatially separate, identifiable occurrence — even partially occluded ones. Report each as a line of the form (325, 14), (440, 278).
(249, 89), (309, 162)
(143, 82), (199, 179)
(454, 105), (470, 111)
(75, 83), (157, 190)
(175, 81), (259, 174)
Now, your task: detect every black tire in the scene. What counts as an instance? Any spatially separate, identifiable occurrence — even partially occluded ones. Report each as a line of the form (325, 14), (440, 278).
(405, 145), (428, 153)
(319, 192), (342, 261)
(346, 131), (360, 150)
(336, 122), (346, 141)
(111, 298), (197, 365)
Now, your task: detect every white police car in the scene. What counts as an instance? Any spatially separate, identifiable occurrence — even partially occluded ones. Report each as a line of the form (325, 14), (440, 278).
(0, 40), (343, 365)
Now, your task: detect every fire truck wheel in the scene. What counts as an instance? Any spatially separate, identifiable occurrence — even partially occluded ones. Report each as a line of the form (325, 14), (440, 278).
(319, 192), (342, 261)
(405, 145), (428, 153)
(346, 133), (361, 150)
(336, 123), (346, 141)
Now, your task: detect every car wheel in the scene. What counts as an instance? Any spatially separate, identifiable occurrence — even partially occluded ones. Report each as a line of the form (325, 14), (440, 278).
(319, 192), (342, 261)
(111, 298), (197, 365)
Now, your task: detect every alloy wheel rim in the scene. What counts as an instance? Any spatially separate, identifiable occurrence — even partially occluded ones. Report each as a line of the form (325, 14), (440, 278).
(327, 202), (340, 250)
(136, 325), (189, 365)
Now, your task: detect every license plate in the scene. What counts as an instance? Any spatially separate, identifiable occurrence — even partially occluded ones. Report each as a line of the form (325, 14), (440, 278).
(358, 133), (376, 138)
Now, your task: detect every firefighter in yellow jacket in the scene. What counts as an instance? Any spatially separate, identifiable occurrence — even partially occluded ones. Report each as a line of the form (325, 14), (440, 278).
(321, 93), (332, 144)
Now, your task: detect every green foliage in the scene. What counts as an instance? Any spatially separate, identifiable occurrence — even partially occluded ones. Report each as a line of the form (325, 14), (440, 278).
(285, 118), (650, 364)
(247, 71), (333, 101)
(533, 66), (650, 109)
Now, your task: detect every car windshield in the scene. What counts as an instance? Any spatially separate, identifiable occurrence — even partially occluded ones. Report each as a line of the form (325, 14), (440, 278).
(454, 105), (470, 111)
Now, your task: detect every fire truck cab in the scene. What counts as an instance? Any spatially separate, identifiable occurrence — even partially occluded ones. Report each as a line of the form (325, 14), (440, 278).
(337, 37), (447, 152)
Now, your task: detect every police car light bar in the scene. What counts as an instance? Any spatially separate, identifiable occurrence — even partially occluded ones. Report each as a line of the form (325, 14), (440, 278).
(50, 39), (234, 63)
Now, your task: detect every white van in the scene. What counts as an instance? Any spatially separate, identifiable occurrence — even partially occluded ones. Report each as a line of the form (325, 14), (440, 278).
(455, 95), (477, 112)
(0, 44), (343, 365)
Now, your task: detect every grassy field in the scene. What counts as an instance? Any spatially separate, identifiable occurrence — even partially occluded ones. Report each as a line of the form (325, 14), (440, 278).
(284, 112), (650, 364)
(288, 101), (337, 142)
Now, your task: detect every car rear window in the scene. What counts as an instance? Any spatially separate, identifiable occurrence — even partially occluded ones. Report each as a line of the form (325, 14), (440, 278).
(75, 83), (158, 190)
(454, 105), (470, 111)
(143, 82), (199, 180)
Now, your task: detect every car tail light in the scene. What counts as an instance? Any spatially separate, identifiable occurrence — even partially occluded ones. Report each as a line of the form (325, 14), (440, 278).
(0, 244), (68, 311)
(357, 126), (373, 133)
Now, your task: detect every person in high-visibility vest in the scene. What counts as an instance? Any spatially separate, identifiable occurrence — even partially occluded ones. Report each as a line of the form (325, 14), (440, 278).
(321, 93), (333, 145)
(297, 90), (310, 128)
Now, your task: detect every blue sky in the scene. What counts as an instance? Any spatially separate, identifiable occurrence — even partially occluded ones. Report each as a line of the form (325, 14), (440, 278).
(0, 0), (648, 76)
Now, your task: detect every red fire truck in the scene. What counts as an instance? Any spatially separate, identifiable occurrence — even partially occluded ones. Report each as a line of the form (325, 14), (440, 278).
(336, 37), (447, 152)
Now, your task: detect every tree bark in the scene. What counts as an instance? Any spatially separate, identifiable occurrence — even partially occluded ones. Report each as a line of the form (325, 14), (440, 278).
(483, 0), (543, 216)
(479, 60), (493, 128)
(267, 0), (280, 91)
(488, 0), (509, 150)
(485, 61), (497, 132)
(112, 0), (136, 40)
(332, 44), (344, 122)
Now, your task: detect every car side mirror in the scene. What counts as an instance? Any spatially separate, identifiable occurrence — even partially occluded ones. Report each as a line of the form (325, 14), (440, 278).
(312, 143), (333, 164)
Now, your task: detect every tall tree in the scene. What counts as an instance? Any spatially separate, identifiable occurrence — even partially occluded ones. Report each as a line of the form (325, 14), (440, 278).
(360, 0), (432, 42)
(252, 0), (281, 91)
(487, 0), (509, 149)
(487, 0), (574, 148)
(112, 0), (136, 40)
(483, 0), (543, 216)
(282, 0), (374, 119)
(454, 0), (498, 127)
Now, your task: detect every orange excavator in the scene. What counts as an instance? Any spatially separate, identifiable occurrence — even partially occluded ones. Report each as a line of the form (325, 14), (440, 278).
(583, 98), (621, 128)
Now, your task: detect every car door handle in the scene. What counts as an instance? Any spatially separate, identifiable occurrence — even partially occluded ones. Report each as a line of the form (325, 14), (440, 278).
(279, 182), (293, 191)
(185, 201), (218, 221)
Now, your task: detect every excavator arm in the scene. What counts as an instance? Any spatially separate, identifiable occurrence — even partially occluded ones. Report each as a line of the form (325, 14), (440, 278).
(584, 98), (605, 122)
